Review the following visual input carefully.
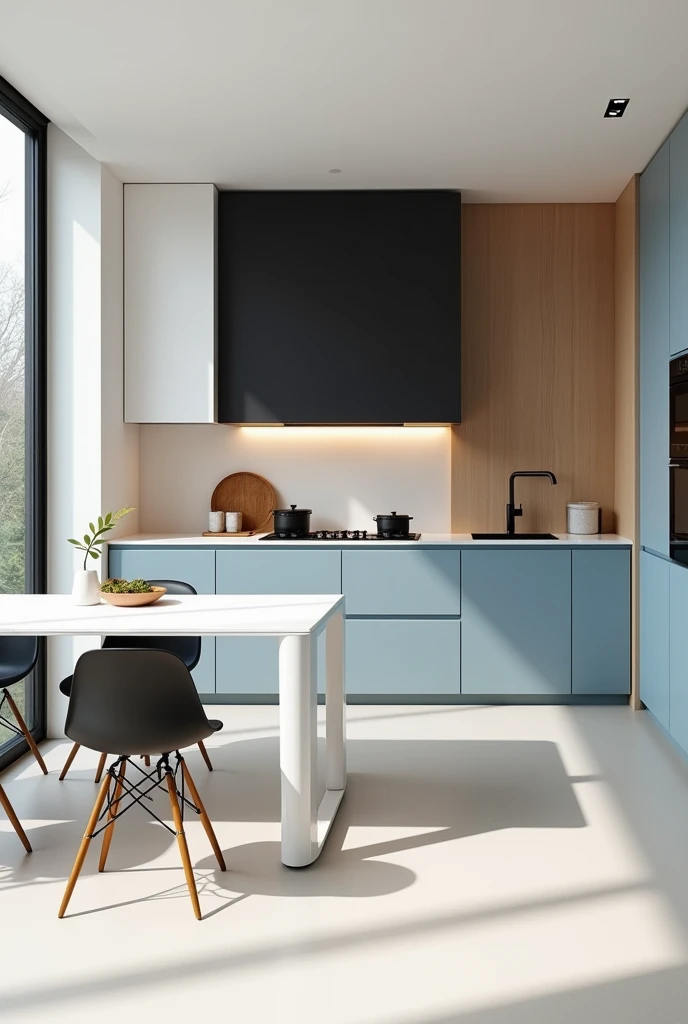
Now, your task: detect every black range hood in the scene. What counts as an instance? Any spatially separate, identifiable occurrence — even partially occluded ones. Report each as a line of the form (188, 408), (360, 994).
(217, 190), (461, 425)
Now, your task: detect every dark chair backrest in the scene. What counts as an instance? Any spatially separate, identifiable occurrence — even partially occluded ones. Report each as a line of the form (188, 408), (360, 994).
(102, 579), (201, 671)
(0, 636), (39, 687)
(66, 648), (214, 755)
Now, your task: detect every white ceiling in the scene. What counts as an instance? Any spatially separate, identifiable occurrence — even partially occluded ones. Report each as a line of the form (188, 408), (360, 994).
(1, 0), (688, 201)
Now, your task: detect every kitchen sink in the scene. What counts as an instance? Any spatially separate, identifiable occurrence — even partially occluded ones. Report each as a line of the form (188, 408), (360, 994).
(471, 532), (558, 540)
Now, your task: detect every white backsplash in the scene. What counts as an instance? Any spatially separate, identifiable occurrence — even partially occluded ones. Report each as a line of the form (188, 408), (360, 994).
(138, 424), (451, 534)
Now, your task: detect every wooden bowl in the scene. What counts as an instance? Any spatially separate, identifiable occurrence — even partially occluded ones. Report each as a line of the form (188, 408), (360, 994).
(100, 586), (167, 608)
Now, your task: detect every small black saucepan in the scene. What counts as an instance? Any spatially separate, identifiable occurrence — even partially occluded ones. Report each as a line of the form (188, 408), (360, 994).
(373, 512), (414, 537)
(272, 504), (312, 536)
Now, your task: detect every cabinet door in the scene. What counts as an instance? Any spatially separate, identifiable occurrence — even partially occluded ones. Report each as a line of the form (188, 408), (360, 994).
(670, 563), (688, 751)
(671, 112), (688, 357)
(215, 549), (339, 695)
(347, 619), (460, 695)
(572, 550), (630, 694)
(640, 139), (670, 554)
(640, 551), (670, 728)
(343, 549), (460, 615)
(461, 549), (571, 695)
(105, 547), (216, 693)
(124, 183), (217, 423)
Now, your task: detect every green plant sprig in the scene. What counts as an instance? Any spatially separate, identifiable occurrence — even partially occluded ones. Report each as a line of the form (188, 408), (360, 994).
(100, 578), (152, 595)
(68, 507), (136, 571)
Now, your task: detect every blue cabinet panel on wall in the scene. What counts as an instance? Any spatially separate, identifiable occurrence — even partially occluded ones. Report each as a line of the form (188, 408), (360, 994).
(216, 549), (340, 596)
(640, 138), (670, 555)
(346, 619), (460, 695)
(342, 549), (461, 616)
(106, 547), (216, 694)
(572, 549), (630, 694)
(640, 550), (670, 728)
(670, 563), (688, 752)
(671, 112), (688, 357)
(461, 549), (572, 695)
(215, 549), (338, 695)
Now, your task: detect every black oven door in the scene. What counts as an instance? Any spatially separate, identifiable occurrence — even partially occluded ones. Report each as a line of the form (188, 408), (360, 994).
(670, 461), (688, 564)
(671, 379), (688, 458)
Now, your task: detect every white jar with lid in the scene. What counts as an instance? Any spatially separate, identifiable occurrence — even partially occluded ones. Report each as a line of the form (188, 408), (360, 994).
(567, 501), (600, 535)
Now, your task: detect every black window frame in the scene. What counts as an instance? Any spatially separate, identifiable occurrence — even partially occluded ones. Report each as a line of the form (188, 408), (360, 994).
(0, 76), (48, 771)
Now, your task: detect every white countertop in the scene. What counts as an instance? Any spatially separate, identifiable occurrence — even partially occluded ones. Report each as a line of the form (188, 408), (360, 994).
(108, 532), (632, 547)
(0, 593), (345, 636)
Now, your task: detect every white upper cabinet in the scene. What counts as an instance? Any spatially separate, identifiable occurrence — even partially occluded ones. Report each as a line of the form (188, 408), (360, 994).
(124, 183), (217, 423)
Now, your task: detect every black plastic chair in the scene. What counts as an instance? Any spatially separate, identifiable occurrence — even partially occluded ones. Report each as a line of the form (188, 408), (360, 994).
(58, 648), (225, 921)
(58, 580), (217, 780)
(0, 637), (47, 775)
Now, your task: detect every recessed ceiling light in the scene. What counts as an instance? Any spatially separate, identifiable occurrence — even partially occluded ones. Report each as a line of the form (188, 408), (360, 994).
(329, 168), (342, 174)
(604, 98), (629, 118)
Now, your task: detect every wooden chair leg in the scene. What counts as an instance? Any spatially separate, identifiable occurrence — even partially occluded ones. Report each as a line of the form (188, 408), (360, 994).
(197, 740), (213, 772)
(181, 761), (226, 871)
(58, 742), (81, 781)
(165, 772), (202, 921)
(144, 755), (151, 767)
(94, 751), (108, 784)
(58, 775), (111, 918)
(3, 688), (48, 775)
(98, 760), (126, 872)
(0, 783), (32, 853)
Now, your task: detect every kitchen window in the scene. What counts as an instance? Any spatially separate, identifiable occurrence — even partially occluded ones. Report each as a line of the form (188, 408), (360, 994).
(0, 77), (47, 770)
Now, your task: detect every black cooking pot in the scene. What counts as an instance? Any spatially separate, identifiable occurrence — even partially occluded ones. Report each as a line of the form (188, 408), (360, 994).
(272, 504), (312, 536)
(373, 511), (414, 536)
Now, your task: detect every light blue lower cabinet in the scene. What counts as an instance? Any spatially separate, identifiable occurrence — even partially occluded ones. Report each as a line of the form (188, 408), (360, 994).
(346, 619), (460, 695)
(572, 549), (631, 694)
(461, 549), (572, 695)
(670, 563), (688, 752)
(342, 549), (461, 615)
(640, 550), (670, 728)
(215, 548), (338, 696)
(105, 547), (216, 694)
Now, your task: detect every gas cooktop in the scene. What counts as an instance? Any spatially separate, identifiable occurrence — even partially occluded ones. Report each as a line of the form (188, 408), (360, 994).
(261, 530), (421, 541)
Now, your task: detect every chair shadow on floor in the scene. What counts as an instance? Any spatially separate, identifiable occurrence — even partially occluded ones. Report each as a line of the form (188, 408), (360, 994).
(0, 736), (585, 912)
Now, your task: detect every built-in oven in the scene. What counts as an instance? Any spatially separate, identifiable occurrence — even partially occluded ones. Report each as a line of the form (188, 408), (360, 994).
(670, 355), (688, 564)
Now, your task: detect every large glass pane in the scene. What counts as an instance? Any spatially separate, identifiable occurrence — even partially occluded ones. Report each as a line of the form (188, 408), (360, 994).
(0, 110), (27, 746)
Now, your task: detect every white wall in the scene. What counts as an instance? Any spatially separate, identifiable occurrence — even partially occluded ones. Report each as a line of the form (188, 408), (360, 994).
(138, 424), (451, 533)
(47, 126), (138, 737)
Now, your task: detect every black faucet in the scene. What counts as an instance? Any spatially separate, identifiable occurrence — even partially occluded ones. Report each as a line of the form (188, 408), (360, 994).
(506, 471), (557, 534)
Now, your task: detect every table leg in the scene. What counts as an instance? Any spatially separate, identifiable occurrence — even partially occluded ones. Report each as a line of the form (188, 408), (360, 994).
(279, 634), (317, 867)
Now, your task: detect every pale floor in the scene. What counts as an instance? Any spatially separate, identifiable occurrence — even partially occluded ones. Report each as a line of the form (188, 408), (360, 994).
(1, 704), (688, 1023)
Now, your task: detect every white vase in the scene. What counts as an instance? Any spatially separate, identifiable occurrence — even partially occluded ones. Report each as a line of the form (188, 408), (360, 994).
(72, 569), (100, 606)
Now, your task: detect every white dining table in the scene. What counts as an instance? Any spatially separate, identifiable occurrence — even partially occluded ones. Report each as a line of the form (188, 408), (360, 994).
(0, 592), (346, 868)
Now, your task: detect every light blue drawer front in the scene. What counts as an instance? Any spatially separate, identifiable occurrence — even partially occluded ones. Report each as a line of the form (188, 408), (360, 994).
(106, 547), (216, 694)
(572, 549), (630, 694)
(640, 550), (670, 729)
(216, 630), (328, 695)
(216, 549), (340, 595)
(342, 549), (461, 615)
(461, 549), (572, 695)
(346, 619), (460, 694)
(670, 563), (688, 752)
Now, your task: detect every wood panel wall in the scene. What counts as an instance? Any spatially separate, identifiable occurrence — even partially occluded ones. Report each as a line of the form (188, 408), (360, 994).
(614, 177), (640, 706)
(451, 204), (616, 534)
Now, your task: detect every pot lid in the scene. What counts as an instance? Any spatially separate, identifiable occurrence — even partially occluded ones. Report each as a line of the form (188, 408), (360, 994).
(273, 504), (313, 514)
(374, 511), (413, 520)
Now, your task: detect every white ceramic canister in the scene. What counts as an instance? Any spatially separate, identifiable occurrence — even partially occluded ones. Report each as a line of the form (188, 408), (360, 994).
(224, 511), (243, 533)
(208, 510), (225, 533)
(567, 501), (600, 535)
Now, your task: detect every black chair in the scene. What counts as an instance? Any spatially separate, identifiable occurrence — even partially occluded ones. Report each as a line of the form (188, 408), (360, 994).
(58, 648), (225, 921)
(58, 579), (218, 780)
(0, 783), (32, 853)
(0, 637), (47, 775)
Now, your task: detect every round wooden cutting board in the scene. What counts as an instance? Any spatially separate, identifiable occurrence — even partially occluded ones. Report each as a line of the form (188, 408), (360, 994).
(210, 472), (276, 533)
